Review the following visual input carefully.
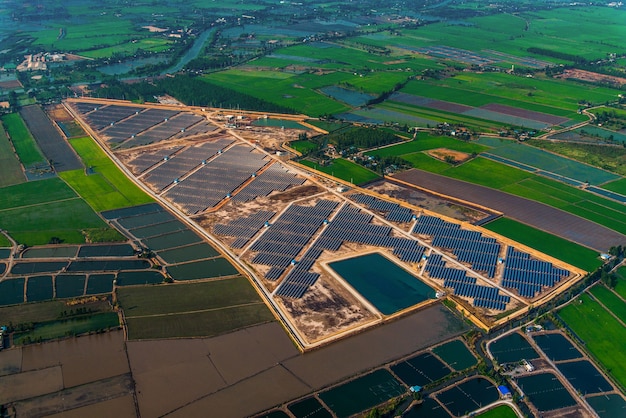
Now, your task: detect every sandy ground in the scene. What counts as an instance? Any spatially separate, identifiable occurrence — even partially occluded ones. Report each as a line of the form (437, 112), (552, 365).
(365, 180), (487, 223)
(427, 147), (472, 163)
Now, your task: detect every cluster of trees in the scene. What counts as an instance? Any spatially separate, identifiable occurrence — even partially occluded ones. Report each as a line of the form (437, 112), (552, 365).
(327, 126), (399, 149)
(94, 75), (296, 114)
(527, 47), (588, 64)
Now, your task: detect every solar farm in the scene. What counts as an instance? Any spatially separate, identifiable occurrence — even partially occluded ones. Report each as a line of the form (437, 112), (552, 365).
(67, 98), (585, 348)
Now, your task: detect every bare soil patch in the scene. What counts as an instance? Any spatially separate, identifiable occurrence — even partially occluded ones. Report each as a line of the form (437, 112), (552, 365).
(365, 180), (487, 223)
(45, 394), (136, 418)
(21, 330), (129, 387)
(427, 147), (471, 163)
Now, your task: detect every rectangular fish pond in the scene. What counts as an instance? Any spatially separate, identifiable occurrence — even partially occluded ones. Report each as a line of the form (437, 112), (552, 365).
(328, 252), (435, 316)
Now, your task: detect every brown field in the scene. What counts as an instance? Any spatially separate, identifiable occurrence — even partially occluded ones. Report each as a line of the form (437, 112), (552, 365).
(364, 180), (488, 223)
(1, 331), (135, 417)
(557, 68), (626, 87)
(46, 395), (137, 418)
(393, 168), (626, 251)
(128, 304), (465, 417)
(427, 147), (472, 163)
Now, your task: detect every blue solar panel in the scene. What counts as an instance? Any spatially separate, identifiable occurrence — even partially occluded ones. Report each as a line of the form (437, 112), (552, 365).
(501, 247), (570, 298)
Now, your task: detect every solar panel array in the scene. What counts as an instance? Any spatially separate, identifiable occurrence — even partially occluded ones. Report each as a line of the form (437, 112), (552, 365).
(72, 102), (102, 114)
(213, 210), (276, 248)
(350, 193), (415, 223)
(413, 215), (500, 278)
(143, 139), (233, 191)
(502, 247), (570, 298)
(163, 145), (269, 213)
(102, 109), (179, 144)
(170, 121), (218, 139)
(275, 204), (427, 299)
(126, 146), (184, 174)
(425, 254), (510, 310)
(121, 113), (204, 148)
(251, 200), (339, 282)
(78, 104), (145, 130)
(231, 163), (305, 203)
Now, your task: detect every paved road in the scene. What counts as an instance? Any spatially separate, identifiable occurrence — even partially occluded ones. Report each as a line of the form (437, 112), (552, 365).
(393, 169), (626, 252)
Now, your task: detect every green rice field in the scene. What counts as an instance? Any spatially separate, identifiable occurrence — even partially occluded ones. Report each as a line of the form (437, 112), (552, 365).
(300, 158), (380, 185)
(117, 278), (273, 339)
(589, 285), (626, 323)
(0, 177), (123, 245)
(0, 298), (113, 326)
(0, 114), (46, 166)
(483, 218), (601, 271)
(558, 292), (626, 390)
(0, 122), (26, 187)
(13, 312), (120, 344)
(476, 405), (517, 418)
(60, 136), (153, 212)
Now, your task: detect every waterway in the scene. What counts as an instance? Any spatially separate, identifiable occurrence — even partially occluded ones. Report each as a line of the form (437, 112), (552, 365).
(163, 27), (216, 74)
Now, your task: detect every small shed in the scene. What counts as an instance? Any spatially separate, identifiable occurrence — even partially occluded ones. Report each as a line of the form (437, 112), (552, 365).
(498, 385), (512, 399)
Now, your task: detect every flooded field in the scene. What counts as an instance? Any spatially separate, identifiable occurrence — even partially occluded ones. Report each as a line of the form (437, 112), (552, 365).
(432, 339), (477, 371)
(0, 331), (134, 416)
(287, 397), (332, 418)
(319, 369), (405, 418)
(435, 376), (498, 416)
(391, 352), (452, 387)
(586, 394), (626, 418)
(532, 332), (583, 361)
(157, 242), (219, 264)
(556, 360), (613, 395)
(516, 372), (577, 412)
(328, 252), (435, 315)
(166, 258), (239, 280)
(405, 397), (451, 418)
(490, 332), (539, 364)
(116, 271), (164, 286)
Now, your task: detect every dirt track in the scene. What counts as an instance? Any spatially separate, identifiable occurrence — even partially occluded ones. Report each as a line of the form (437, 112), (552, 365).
(393, 169), (626, 252)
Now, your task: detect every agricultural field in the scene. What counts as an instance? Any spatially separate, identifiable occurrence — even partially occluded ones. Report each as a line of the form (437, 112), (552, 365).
(389, 151), (626, 236)
(59, 136), (153, 212)
(13, 312), (119, 344)
(116, 278), (275, 339)
(589, 285), (626, 323)
(0, 113), (46, 166)
(0, 122), (26, 187)
(531, 140), (626, 178)
(299, 158), (380, 185)
(557, 292), (626, 390)
(477, 137), (621, 186)
(483, 218), (602, 272)
(357, 7), (626, 63)
(0, 177), (122, 245)
(476, 405), (517, 418)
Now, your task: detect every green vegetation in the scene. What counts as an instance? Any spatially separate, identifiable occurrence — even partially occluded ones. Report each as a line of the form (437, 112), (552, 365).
(0, 123), (26, 187)
(289, 140), (319, 154)
(0, 178), (120, 245)
(1, 114), (45, 166)
(590, 285), (626, 323)
(117, 278), (274, 339)
(615, 267), (626, 300)
(0, 235), (11, 247)
(484, 218), (601, 271)
(0, 298), (112, 326)
(14, 312), (119, 345)
(531, 140), (626, 177)
(300, 158), (380, 185)
(476, 405), (517, 418)
(367, 133), (487, 157)
(60, 136), (153, 211)
(558, 293), (626, 390)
